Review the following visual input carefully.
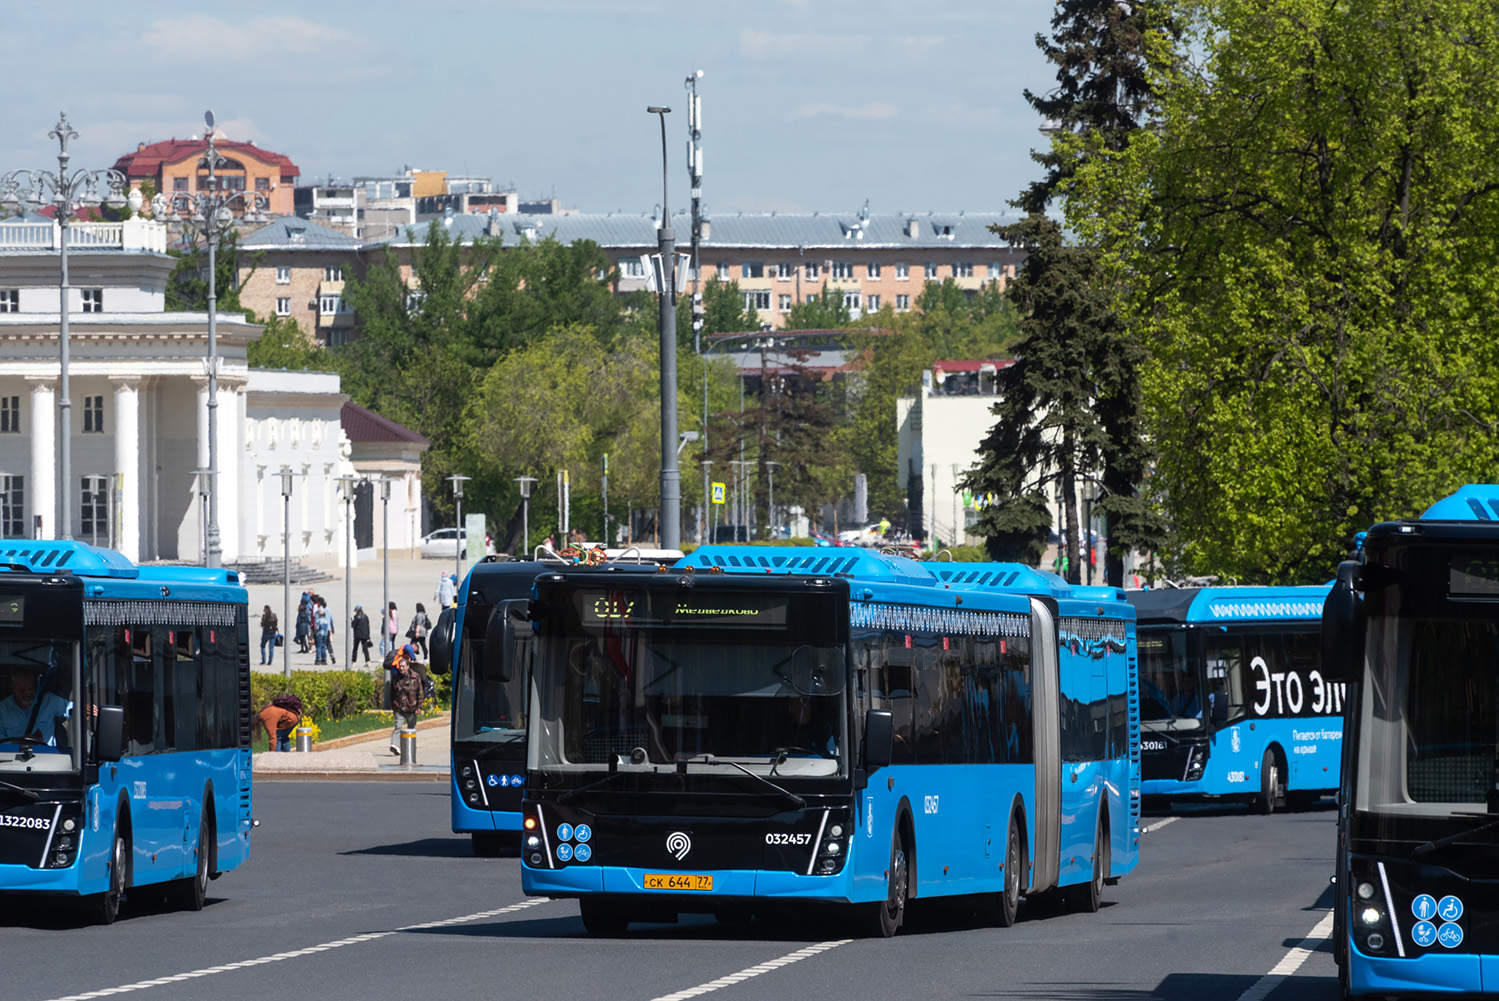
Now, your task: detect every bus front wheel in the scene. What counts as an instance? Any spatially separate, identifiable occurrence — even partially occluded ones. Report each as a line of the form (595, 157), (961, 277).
(471, 832), (508, 858)
(1259, 749), (1285, 815)
(93, 831), (128, 925)
(991, 816), (1024, 927)
(864, 827), (908, 937)
(169, 812), (211, 911)
(1069, 812), (1108, 913)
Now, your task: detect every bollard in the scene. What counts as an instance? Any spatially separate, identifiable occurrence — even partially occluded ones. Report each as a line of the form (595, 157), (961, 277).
(294, 726), (314, 753)
(399, 727), (417, 766)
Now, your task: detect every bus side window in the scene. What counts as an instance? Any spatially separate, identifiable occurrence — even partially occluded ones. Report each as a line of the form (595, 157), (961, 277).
(884, 635), (915, 765)
(127, 627), (154, 755)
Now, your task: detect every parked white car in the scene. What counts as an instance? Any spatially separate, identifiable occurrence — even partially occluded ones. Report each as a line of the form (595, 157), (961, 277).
(419, 527), (495, 559)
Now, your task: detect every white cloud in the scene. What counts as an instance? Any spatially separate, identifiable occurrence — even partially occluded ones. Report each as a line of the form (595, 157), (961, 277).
(142, 15), (359, 59)
(788, 103), (899, 122)
(740, 28), (870, 57)
(904, 35), (945, 51)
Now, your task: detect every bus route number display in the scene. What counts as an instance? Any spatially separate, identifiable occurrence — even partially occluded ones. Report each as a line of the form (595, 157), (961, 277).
(1450, 557), (1499, 598)
(0, 596), (22, 625)
(577, 592), (788, 627)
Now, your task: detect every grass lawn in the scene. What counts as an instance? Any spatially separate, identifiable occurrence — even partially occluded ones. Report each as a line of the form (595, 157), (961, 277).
(251, 710), (395, 753)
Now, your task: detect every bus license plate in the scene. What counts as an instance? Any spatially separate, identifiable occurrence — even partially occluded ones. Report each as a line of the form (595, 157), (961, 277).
(643, 873), (713, 891)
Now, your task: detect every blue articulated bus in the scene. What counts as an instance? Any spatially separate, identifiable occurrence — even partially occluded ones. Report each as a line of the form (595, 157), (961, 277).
(1127, 585), (1339, 812)
(431, 551), (682, 858)
(0, 541), (253, 923)
(520, 546), (1138, 936)
(1326, 485), (1499, 996)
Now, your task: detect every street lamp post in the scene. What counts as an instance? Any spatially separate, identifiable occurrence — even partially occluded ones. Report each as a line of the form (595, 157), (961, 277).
(647, 105), (681, 551)
(337, 474), (357, 667)
(699, 459), (713, 544)
(379, 477), (391, 654)
(515, 475), (536, 554)
(160, 111), (271, 568)
(279, 467), (295, 677)
(765, 460), (779, 539)
(0, 113), (135, 540)
(447, 474), (470, 585)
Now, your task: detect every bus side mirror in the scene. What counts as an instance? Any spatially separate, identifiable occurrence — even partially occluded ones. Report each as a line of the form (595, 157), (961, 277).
(1210, 694), (1228, 724)
(864, 709), (893, 770)
(429, 608), (456, 675)
(95, 706), (125, 763)
(482, 599), (529, 684)
(1321, 561), (1361, 683)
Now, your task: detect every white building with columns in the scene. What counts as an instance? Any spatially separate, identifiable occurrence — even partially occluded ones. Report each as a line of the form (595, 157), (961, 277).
(0, 211), (401, 565)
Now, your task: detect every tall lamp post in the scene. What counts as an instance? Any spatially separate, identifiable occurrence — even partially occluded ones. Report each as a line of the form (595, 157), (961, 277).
(647, 105), (681, 551)
(699, 459), (713, 544)
(278, 467), (295, 677)
(0, 113), (135, 540)
(379, 477), (391, 654)
(447, 474), (470, 585)
(515, 475), (536, 554)
(765, 460), (779, 540)
(337, 474), (358, 667)
(159, 111), (271, 567)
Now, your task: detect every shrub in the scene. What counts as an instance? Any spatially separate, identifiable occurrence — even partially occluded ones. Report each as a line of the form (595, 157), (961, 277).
(250, 669), (384, 721)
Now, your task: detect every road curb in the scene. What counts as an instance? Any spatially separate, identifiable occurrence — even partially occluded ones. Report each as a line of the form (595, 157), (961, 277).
(311, 712), (451, 751)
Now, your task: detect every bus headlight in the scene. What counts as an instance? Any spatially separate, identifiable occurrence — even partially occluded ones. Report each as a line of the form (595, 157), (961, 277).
(1366, 933), (1385, 951)
(1356, 881), (1376, 900)
(1184, 745), (1207, 782)
(1361, 907), (1382, 926)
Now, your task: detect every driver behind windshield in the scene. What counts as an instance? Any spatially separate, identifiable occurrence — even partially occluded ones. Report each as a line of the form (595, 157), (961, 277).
(0, 665), (71, 746)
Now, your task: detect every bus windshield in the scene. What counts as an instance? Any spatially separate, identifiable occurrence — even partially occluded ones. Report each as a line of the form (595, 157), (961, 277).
(1138, 628), (1201, 729)
(453, 602), (528, 748)
(1356, 548), (1499, 821)
(0, 638), (82, 774)
(532, 585), (847, 778)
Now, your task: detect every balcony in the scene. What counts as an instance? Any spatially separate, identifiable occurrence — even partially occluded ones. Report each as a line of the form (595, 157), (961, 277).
(0, 217), (168, 254)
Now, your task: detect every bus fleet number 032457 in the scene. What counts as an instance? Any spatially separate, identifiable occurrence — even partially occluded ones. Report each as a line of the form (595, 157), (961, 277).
(765, 833), (813, 846)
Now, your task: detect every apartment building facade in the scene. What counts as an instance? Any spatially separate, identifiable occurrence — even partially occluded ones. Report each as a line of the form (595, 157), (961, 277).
(113, 136), (299, 218)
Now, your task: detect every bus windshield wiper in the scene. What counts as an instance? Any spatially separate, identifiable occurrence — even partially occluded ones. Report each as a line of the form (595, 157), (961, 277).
(678, 754), (806, 810)
(0, 779), (38, 802)
(1413, 813), (1499, 858)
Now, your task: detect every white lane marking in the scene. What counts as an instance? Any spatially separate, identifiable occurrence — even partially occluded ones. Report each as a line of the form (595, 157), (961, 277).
(42, 899), (549, 1001)
(1144, 816), (1179, 834)
(650, 939), (853, 1001)
(1235, 911), (1334, 1001)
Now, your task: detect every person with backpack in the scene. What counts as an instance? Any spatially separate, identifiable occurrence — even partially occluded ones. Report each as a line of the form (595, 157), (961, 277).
(387, 643), (428, 756)
(351, 605), (372, 663)
(407, 603), (432, 660)
(259, 605), (278, 666)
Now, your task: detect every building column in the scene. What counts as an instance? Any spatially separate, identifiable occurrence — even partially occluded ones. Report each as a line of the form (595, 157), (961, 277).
(26, 378), (56, 540)
(192, 377), (210, 561)
(110, 377), (141, 561)
(216, 380), (241, 561)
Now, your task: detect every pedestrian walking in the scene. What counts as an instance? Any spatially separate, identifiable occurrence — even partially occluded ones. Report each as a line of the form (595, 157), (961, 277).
(314, 603), (335, 665)
(384, 602), (399, 657)
(435, 572), (456, 609)
(388, 644), (428, 755)
(407, 603), (431, 659)
(259, 605), (278, 665)
(351, 605), (372, 663)
(295, 596), (311, 654)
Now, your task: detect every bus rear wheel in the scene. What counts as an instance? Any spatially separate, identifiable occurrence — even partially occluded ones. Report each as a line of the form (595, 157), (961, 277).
(579, 898), (629, 936)
(168, 813), (211, 911)
(864, 828), (908, 937)
(1069, 813), (1108, 913)
(990, 817), (1024, 927)
(93, 832), (127, 925)
(1259, 749), (1285, 815)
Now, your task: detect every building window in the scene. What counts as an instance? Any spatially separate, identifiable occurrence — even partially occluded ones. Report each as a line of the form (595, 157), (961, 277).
(778, 294), (792, 312)
(744, 290), (771, 311)
(804, 263), (820, 280)
(842, 291), (861, 310)
(0, 290), (16, 312)
(896, 294), (911, 312)
(926, 263), (941, 279)
(320, 294), (341, 314)
(0, 396), (18, 433)
(323, 265), (343, 282)
(80, 475), (109, 542)
(866, 294), (881, 311)
(895, 263), (909, 280)
(0, 475), (23, 538)
(867, 263), (881, 279)
(742, 263), (764, 279)
(954, 262), (973, 278)
(716, 263), (731, 279)
(806, 294), (818, 303)
(173, 177), (189, 191)
(256, 177), (271, 191)
(831, 261), (854, 280)
(81, 289), (103, 313)
(276, 297), (292, 316)
(83, 395), (104, 433)
(776, 263), (795, 280)
(276, 265), (291, 284)
(988, 262), (1004, 281)
(618, 258), (646, 279)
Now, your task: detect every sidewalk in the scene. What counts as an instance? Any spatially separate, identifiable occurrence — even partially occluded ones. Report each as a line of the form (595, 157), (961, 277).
(253, 712), (452, 782)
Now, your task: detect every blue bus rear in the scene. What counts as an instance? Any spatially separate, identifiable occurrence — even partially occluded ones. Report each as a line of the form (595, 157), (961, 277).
(1127, 585), (1339, 811)
(1328, 485), (1499, 996)
(0, 541), (252, 922)
(521, 547), (1138, 935)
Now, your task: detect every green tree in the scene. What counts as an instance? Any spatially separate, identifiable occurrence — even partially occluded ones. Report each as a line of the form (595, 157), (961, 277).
(784, 285), (853, 330)
(1072, 0), (1499, 583)
(246, 313), (323, 370)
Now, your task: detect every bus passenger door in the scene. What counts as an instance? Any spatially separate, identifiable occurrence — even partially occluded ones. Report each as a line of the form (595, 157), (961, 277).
(1029, 599), (1060, 894)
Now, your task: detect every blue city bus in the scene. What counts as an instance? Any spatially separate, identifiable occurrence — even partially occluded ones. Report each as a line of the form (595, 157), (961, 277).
(1126, 585), (1339, 812)
(520, 546), (1138, 935)
(430, 550), (681, 857)
(1326, 485), (1499, 996)
(0, 541), (253, 923)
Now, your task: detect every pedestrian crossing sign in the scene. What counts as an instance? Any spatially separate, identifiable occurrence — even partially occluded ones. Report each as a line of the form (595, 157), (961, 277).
(711, 482), (726, 504)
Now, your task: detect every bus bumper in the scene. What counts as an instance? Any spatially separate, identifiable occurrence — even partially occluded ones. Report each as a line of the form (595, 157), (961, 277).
(522, 864), (857, 904)
(0, 862), (84, 895)
(451, 796), (521, 835)
(1349, 948), (1483, 995)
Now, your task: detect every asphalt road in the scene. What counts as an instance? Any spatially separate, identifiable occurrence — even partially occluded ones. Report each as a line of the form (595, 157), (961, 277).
(4, 787), (1344, 1001)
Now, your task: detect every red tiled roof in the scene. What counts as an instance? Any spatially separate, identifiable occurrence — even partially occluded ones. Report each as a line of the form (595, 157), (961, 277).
(933, 359), (1015, 373)
(112, 138), (300, 179)
(340, 401), (430, 446)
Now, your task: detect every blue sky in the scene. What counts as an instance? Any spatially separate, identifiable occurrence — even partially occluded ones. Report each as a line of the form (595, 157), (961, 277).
(1, 1), (1060, 217)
